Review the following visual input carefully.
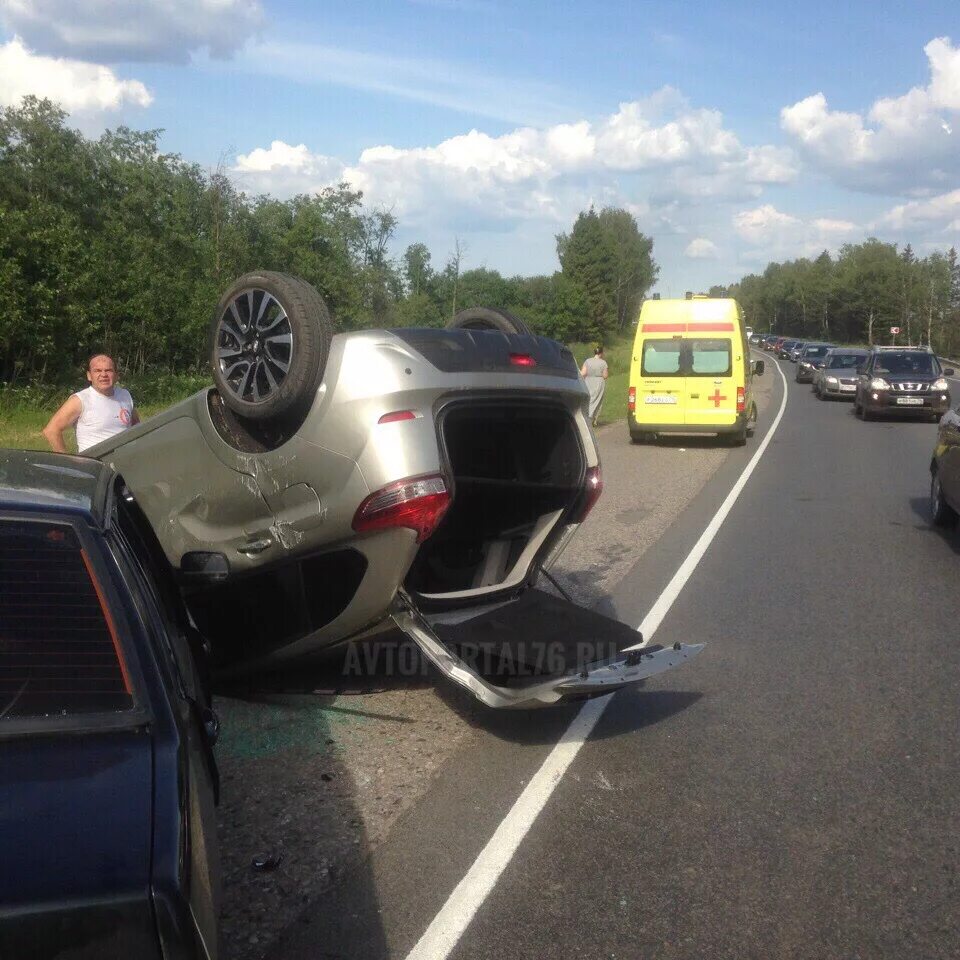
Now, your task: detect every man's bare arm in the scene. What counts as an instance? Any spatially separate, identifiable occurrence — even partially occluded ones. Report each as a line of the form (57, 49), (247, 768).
(131, 408), (141, 426)
(42, 395), (82, 453)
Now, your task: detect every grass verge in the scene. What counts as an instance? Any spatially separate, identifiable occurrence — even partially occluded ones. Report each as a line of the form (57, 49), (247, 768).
(567, 332), (632, 428)
(1, 336), (635, 451)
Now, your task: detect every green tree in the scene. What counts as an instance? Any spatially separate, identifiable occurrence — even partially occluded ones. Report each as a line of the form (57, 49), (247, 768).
(557, 208), (618, 341)
(596, 207), (658, 331)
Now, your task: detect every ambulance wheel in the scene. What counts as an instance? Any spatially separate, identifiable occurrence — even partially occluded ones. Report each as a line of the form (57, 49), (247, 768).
(726, 425), (747, 446)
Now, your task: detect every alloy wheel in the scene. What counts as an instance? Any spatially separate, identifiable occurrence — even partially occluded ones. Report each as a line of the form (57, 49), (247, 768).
(214, 288), (293, 405)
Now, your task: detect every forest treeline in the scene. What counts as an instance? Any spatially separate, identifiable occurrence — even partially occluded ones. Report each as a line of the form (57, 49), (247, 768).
(716, 241), (960, 355)
(0, 97), (658, 384)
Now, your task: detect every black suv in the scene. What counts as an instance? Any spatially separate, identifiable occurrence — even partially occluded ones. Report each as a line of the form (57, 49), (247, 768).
(854, 347), (954, 422)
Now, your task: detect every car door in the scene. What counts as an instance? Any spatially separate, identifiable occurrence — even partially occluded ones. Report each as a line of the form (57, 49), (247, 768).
(684, 337), (738, 427)
(97, 412), (277, 573)
(636, 337), (686, 426)
(393, 586), (703, 709)
(109, 489), (221, 959)
(938, 405), (960, 508)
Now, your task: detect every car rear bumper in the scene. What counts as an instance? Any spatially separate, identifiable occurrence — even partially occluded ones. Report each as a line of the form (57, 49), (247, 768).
(628, 411), (748, 436)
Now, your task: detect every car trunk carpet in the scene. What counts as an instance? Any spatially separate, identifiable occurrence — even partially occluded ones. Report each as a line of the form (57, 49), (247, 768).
(431, 589), (652, 685)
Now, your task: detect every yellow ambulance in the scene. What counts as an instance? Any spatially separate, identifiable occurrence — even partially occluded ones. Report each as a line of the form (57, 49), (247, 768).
(627, 294), (764, 445)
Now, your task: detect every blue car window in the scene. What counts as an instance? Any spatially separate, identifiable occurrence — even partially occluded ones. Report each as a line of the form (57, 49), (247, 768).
(0, 519), (134, 719)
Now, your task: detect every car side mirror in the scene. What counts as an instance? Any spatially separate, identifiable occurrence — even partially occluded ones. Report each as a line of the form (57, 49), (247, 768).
(200, 705), (221, 746)
(181, 551), (230, 584)
(752, 360), (765, 376)
(945, 368), (955, 376)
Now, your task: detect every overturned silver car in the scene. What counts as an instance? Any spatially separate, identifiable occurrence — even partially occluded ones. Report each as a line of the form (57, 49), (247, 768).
(93, 272), (701, 707)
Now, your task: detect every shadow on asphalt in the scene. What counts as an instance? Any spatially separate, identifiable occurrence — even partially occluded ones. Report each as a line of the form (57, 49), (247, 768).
(639, 435), (732, 450)
(429, 675), (703, 746)
(216, 592), (703, 745)
(908, 496), (960, 551)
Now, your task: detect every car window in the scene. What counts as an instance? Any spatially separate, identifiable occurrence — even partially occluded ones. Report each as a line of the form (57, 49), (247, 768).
(642, 340), (682, 376)
(688, 339), (732, 376)
(0, 518), (134, 720)
(803, 346), (829, 358)
(829, 354), (863, 369)
(873, 352), (938, 375)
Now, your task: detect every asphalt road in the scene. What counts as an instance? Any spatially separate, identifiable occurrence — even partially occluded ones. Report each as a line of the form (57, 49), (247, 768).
(271, 356), (960, 960)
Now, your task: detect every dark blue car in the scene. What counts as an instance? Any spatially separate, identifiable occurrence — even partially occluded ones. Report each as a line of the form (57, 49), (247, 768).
(0, 450), (221, 959)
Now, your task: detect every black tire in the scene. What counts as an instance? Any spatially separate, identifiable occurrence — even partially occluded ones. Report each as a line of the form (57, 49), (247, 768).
(448, 306), (532, 336)
(930, 471), (958, 527)
(630, 431), (656, 444)
(210, 271), (332, 422)
(727, 424), (747, 446)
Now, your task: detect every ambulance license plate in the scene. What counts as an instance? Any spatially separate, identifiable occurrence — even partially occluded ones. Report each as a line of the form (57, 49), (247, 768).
(644, 395), (677, 404)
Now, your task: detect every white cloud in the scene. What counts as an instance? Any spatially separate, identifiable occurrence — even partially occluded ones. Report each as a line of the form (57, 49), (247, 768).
(733, 204), (801, 246)
(875, 189), (960, 232)
(232, 141), (344, 196)
(0, 36), (151, 111)
(781, 36), (960, 193)
(0, 0), (263, 63)
(596, 92), (741, 169)
(733, 204), (860, 261)
(232, 89), (795, 230)
(685, 238), (719, 259)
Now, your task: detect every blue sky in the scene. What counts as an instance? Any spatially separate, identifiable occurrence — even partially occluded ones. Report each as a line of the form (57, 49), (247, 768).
(1, 0), (959, 294)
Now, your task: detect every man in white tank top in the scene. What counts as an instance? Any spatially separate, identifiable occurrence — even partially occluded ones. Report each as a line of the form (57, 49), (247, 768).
(43, 354), (140, 453)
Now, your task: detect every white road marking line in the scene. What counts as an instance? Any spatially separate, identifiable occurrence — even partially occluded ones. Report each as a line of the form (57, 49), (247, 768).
(628, 352), (790, 648)
(403, 695), (610, 960)
(404, 353), (791, 960)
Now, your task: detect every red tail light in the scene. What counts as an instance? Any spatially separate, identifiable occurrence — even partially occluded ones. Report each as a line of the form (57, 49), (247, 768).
(378, 410), (417, 424)
(627, 387), (636, 413)
(571, 466), (603, 523)
(736, 387), (745, 412)
(509, 353), (536, 367)
(352, 474), (451, 543)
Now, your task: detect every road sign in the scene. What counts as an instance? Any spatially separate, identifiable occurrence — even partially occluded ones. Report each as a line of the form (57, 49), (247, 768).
(890, 326), (900, 335)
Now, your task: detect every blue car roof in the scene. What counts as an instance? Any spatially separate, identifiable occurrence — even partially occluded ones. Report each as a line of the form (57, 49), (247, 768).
(0, 449), (112, 525)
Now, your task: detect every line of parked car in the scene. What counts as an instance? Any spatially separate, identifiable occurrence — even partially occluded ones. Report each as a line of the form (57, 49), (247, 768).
(750, 333), (954, 423)
(748, 331), (960, 540)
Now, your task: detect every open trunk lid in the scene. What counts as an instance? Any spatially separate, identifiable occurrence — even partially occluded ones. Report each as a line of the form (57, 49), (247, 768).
(392, 588), (703, 709)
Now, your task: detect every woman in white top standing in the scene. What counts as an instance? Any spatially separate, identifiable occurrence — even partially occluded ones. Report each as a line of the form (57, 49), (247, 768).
(580, 346), (609, 427)
(43, 354), (139, 453)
